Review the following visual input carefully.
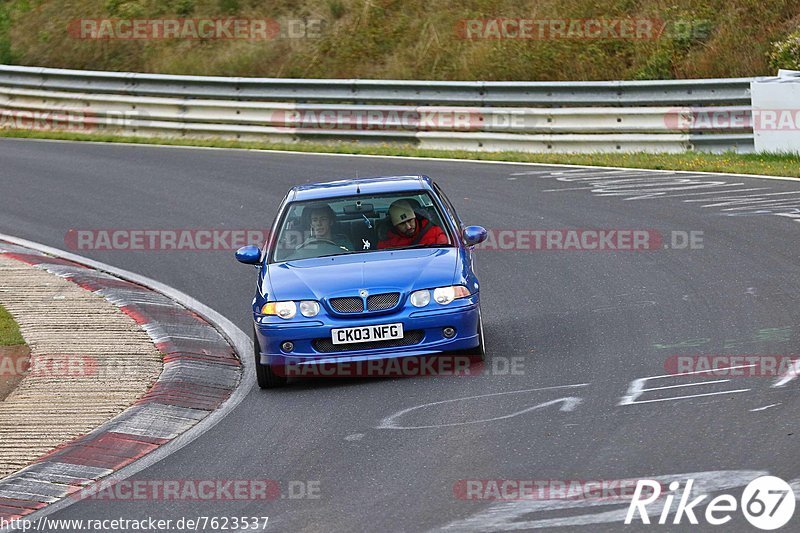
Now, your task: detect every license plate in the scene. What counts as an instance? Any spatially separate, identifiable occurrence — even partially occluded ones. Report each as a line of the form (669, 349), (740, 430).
(331, 323), (404, 345)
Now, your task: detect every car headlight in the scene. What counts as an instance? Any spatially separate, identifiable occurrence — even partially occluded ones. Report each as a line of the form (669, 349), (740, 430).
(432, 285), (471, 305)
(261, 301), (297, 319)
(299, 300), (320, 317)
(410, 289), (431, 307)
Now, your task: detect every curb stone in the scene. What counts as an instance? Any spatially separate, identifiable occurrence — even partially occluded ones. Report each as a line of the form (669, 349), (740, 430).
(0, 240), (242, 522)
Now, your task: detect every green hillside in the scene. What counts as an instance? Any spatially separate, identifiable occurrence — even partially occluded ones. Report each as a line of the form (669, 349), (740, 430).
(1, 0), (798, 80)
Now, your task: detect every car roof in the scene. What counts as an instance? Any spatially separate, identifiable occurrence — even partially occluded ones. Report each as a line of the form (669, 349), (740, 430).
(288, 175), (433, 202)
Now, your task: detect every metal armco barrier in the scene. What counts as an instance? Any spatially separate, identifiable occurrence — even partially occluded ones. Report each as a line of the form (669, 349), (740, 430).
(0, 65), (757, 153)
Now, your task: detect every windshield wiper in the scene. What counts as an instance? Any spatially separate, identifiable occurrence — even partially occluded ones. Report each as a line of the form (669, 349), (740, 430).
(394, 244), (450, 250)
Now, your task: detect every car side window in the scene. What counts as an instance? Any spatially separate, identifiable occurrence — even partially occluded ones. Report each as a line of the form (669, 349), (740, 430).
(433, 182), (462, 228)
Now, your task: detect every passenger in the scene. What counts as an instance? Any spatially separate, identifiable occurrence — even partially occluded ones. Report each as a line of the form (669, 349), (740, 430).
(304, 204), (353, 250)
(378, 200), (448, 249)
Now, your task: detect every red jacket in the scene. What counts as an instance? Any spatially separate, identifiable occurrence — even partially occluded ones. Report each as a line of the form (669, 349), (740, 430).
(378, 217), (448, 249)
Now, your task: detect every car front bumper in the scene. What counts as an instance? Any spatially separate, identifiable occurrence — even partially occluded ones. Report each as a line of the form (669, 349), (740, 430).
(254, 295), (480, 367)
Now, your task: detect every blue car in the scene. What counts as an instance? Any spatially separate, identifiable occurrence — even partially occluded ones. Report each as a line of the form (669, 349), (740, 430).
(236, 175), (488, 388)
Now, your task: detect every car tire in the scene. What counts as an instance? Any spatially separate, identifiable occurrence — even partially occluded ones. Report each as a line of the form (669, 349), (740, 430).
(253, 328), (288, 389)
(465, 311), (486, 362)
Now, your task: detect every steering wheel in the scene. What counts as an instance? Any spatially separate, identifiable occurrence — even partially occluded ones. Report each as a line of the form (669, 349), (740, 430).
(296, 238), (345, 250)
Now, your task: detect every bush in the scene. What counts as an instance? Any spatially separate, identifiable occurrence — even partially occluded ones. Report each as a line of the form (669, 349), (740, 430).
(1, 0), (797, 79)
(769, 29), (800, 70)
(0, 4), (14, 64)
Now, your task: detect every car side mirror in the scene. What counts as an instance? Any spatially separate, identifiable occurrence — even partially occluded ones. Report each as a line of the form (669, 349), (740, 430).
(463, 226), (487, 246)
(235, 245), (262, 265)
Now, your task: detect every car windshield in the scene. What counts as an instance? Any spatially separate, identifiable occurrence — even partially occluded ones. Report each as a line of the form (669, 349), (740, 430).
(270, 191), (453, 263)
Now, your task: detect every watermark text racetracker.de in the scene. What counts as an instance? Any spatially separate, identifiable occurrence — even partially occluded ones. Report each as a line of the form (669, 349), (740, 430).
(1, 109), (96, 132)
(68, 18), (325, 40)
(270, 356), (525, 378)
(72, 478), (320, 501)
(665, 108), (800, 131)
(4, 353), (532, 381)
(64, 228), (269, 251)
(664, 354), (800, 378)
(455, 18), (712, 40)
(0, 109), (144, 132)
(64, 228), (704, 252)
(0, 349), (95, 379)
(474, 229), (703, 251)
(266, 108), (525, 131)
(454, 478), (653, 501)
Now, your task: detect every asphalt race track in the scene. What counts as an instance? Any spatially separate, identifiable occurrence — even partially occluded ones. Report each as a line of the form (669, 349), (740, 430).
(2, 137), (800, 532)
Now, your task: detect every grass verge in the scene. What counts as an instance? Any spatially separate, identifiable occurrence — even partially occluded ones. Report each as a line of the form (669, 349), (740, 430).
(0, 304), (24, 347)
(1, 128), (799, 178)
(0, 303), (27, 402)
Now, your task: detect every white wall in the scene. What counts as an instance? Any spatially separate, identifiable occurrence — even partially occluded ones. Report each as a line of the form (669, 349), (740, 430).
(751, 71), (800, 153)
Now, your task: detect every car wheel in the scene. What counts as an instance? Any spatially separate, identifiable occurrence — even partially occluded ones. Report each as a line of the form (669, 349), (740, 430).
(465, 311), (486, 362)
(253, 328), (288, 389)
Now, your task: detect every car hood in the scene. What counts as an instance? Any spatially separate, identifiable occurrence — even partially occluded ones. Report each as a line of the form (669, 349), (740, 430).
(265, 248), (459, 301)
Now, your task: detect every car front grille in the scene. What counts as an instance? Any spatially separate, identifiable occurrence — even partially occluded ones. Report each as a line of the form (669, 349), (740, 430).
(367, 292), (400, 311)
(329, 292), (401, 314)
(329, 297), (364, 313)
(312, 330), (424, 353)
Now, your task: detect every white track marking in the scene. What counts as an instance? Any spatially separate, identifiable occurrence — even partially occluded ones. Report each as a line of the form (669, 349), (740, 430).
(653, 363), (756, 379)
(507, 171), (555, 176)
(749, 403), (781, 412)
(772, 359), (800, 388)
(690, 190), (800, 205)
(379, 397), (583, 430)
(552, 169), (649, 176)
(619, 365), (756, 406)
(530, 165), (800, 218)
(720, 201), (800, 212)
(620, 389), (751, 405)
(377, 384), (587, 430)
(640, 379), (730, 391)
(789, 478), (800, 497)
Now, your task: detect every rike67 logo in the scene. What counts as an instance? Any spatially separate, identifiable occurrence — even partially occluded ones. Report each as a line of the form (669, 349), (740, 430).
(626, 476), (795, 529)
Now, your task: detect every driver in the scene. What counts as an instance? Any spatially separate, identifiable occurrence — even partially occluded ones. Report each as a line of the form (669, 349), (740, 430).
(378, 200), (448, 249)
(304, 204), (353, 250)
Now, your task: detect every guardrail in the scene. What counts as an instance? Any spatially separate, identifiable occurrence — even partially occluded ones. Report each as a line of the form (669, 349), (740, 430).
(0, 64), (756, 153)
